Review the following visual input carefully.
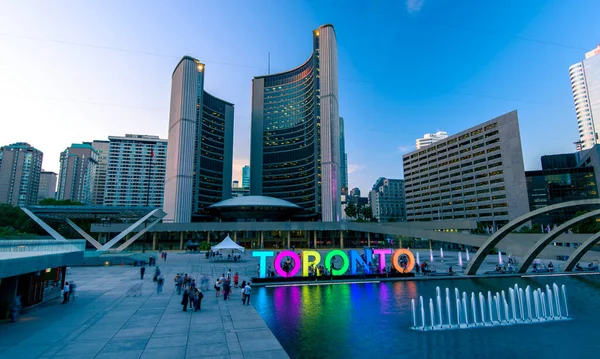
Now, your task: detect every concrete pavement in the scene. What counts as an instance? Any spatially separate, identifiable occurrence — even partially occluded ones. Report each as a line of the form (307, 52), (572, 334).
(0, 252), (288, 359)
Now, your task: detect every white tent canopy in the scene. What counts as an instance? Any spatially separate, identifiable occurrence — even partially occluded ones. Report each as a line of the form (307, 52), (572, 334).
(211, 235), (245, 253)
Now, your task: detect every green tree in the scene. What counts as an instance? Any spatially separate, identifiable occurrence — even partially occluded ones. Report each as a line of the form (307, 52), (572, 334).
(344, 201), (357, 219)
(38, 198), (83, 206)
(571, 211), (600, 234)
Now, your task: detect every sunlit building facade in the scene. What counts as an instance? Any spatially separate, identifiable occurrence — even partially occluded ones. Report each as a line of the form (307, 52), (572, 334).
(570, 45), (600, 150)
(250, 24), (341, 221)
(0, 142), (43, 206)
(163, 57), (234, 222)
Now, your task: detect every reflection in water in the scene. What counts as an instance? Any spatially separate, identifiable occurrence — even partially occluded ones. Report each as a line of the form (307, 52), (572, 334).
(255, 276), (600, 358)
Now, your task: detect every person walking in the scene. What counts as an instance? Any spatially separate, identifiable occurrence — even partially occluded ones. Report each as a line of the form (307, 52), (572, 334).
(140, 265), (146, 280)
(70, 281), (77, 303)
(62, 282), (70, 304)
(223, 278), (230, 301)
(233, 273), (239, 288)
(215, 278), (221, 297)
(176, 274), (183, 295)
(182, 289), (189, 312)
(9, 295), (21, 322)
(157, 275), (164, 294)
(163, 252), (168, 261)
(243, 283), (252, 305)
(196, 290), (204, 311)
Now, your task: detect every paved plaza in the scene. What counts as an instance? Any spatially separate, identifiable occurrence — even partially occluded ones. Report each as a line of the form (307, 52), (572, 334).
(0, 252), (288, 359)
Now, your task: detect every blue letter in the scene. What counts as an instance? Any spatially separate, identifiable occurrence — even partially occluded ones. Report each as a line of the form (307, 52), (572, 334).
(252, 251), (274, 278)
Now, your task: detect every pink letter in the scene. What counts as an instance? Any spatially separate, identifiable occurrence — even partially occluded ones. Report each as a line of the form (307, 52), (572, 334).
(373, 249), (392, 274)
(274, 250), (300, 277)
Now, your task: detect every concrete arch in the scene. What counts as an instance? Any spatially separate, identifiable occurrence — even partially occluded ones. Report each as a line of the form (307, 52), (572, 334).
(516, 209), (600, 273)
(563, 231), (600, 271)
(464, 199), (600, 275)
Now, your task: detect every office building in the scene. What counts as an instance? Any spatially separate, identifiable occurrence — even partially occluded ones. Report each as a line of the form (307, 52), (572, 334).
(369, 177), (406, 222)
(231, 187), (250, 198)
(570, 44), (600, 150)
(241, 165), (250, 189)
(37, 171), (57, 202)
(163, 57), (234, 222)
(103, 134), (167, 207)
(0, 142), (43, 206)
(416, 131), (448, 150)
(57, 143), (98, 204)
(403, 111), (529, 228)
(90, 140), (109, 205)
(340, 117), (348, 193)
(233, 180), (239, 188)
(250, 24), (341, 221)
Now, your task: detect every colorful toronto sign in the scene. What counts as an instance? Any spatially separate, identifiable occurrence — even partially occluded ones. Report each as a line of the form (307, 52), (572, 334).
(252, 248), (415, 278)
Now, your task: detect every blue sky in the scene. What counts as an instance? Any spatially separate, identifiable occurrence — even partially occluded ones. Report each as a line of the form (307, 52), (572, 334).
(0, 0), (598, 194)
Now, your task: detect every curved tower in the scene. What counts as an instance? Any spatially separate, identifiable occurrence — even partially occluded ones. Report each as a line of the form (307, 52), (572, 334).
(250, 24), (341, 221)
(164, 57), (234, 223)
(570, 45), (600, 150)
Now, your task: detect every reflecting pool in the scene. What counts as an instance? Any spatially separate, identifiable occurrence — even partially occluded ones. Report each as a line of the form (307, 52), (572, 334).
(255, 275), (600, 358)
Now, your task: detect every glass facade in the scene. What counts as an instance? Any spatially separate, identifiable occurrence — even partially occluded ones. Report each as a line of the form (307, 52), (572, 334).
(194, 92), (230, 212)
(526, 167), (598, 226)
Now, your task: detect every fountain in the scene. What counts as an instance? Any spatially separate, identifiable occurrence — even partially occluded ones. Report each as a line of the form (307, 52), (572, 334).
(430, 248), (434, 263)
(458, 251), (463, 267)
(498, 251), (503, 265)
(411, 282), (570, 331)
(466, 249), (470, 261)
(440, 248), (444, 262)
(416, 252), (421, 266)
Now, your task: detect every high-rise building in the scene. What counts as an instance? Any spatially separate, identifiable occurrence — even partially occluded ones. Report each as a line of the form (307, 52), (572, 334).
(0, 142), (43, 206)
(340, 117), (349, 193)
(570, 44), (600, 150)
(369, 177), (406, 222)
(90, 140), (109, 205)
(250, 24), (341, 221)
(163, 57), (234, 222)
(241, 165), (250, 188)
(103, 134), (167, 207)
(57, 143), (99, 204)
(416, 131), (448, 150)
(403, 111), (529, 228)
(233, 180), (239, 188)
(37, 171), (57, 202)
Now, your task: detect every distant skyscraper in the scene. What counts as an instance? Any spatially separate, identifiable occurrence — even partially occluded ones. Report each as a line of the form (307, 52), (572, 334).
(339, 117), (348, 193)
(103, 134), (167, 207)
(37, 171), (57, 202)
(241, 165), (250, 188)
(164, 57), (234, 222)
(0, 142), (43, 206)
(570, 44), (600, 150)
(369, 177), (406, 222)
(415, 131), (448, 150)
(90, 140), (109, 205)
(57, 143), (98, 204)
(250, 24), (341, 221)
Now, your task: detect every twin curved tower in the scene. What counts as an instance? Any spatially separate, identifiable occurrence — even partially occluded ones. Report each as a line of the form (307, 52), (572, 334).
(164, 25), (341, 223)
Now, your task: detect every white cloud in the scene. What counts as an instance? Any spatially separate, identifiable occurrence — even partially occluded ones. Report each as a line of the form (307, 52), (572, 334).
(397, 145), (414, 153)
(348, 164), (365, 174)
(406, 0), (424, 14)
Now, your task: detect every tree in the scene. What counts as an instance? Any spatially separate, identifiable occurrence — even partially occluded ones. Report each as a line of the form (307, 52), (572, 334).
(344, 201), (357, 219)
(38, 198), (83, 206)
(571, 211), (600, 234)
(360, 206), (376, 222)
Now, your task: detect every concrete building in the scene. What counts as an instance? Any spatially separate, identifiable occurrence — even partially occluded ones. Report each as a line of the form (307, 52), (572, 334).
(231, 187), (250, 198)
(242, 165), (250, 189)
(416, 131), (448, 150)
(57, 143), (99, 204)
(369, 177), (406, 222)
(90, 140), (109, 205)
(250, 24), (341, 222)
(163, 57), (234, 222)
(0, 143), (43, 206)
(103, 134), (167, 207)
(37, 171), (57, 202)
(403, 111), (529, 228)
(340, 117), (349, 194)
(570, 44), (600, 150)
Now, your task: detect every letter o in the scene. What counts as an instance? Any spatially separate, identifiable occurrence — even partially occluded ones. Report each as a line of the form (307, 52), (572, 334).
(274, 251), (300, 277)
(392, 249), (415, 273)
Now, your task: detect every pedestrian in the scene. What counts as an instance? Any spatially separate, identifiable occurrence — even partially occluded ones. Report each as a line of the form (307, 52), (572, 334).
(215, 278), (221, 297)
(190, 290), (197, 311)
(70, 281), (77, 303)
(190, 279), (196, 290)
(176, 274), (183, 295)
(62, 282), (70, 304)
(157, 275), (164, 294)
(243, 283), (252, 305)
(196, 290), (204, 311)
(183, 274), (189, 289)
(140, 265), (146, 280)
(182, 289), (189, 312)
(233, 273), (239, 288)
(154, 266), (161, 282)
(227, 269), (232, 279)
(223, 279), (230, 301)
(9, 295), (21, 322)
(164, 252), (168, 261)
